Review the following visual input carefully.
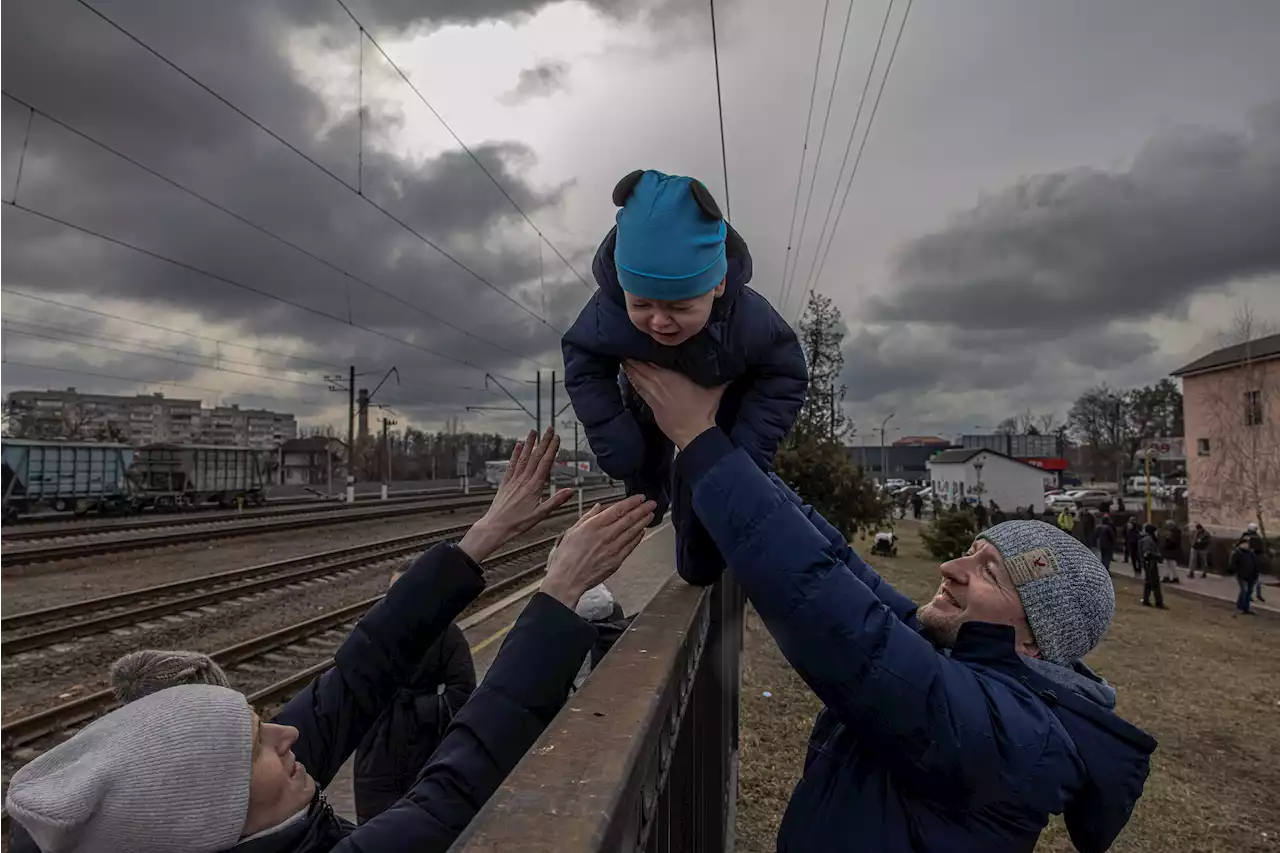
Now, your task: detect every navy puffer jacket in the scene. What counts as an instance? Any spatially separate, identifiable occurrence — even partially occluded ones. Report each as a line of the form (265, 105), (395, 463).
(562, 225), (807, 583)
(678, 429), (1157, 853)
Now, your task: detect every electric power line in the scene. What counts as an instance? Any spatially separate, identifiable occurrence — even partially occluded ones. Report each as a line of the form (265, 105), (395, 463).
(2, 289), (345, 372)
(334, 0), (593, 291)
(69, 0), (564, 335)
(708, 0), (732, 222)
(779, 0), (857, 317)
(778, 0), (832, 305)
(796, 0), (914, 324)
(0, 92), (550, 371)
(796, 0), (897, 302)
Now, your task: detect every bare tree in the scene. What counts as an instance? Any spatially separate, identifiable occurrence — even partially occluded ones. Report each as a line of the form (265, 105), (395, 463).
(1192, 304), (1279, 542)
(2, 399), (103, 440)
(995, 409), (1061, 436)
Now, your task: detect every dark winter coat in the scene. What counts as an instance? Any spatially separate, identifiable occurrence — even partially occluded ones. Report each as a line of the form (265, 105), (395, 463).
(1231, 547), (1260, 583)
(1096, 520), (1117, 551)
(562, 226), (807, 585)
(1192, 528), (1211, 551)
(226, 542), (594, 853)
(353, 623), (476, 823)
(1162, 526), (1182, 559)
(1140, 531), (1162, 566)
(1125, 523), (1141, 546)
(677, 429), (1157, 853)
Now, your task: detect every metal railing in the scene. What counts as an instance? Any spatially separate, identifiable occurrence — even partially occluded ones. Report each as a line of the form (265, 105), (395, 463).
(456, 574), (745, 853)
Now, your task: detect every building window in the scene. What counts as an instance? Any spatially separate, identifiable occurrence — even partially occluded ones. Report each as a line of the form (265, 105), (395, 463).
(1196, 438), (1210, 457)
(1244, 390), (1263, 427)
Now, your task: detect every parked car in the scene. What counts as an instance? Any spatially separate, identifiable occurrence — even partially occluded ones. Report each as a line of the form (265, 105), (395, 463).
(1066, 489), (1113, 510)
(1126, 475), (1165, 495)
(1046, 490), (1085, 509)
(884, 478), (908, 490)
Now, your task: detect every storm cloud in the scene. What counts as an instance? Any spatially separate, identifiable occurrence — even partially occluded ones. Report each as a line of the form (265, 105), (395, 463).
(501, 60), (571, 105)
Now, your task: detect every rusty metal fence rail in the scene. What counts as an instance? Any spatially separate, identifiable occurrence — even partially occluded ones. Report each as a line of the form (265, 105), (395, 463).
(457, 574), (745, 853)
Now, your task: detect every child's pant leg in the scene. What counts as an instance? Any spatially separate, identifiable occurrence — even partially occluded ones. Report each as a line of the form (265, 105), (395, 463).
(671, 460), (726, 586)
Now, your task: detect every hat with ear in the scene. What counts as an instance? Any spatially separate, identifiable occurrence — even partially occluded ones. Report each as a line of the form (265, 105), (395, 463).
(611, 169), (727, 301)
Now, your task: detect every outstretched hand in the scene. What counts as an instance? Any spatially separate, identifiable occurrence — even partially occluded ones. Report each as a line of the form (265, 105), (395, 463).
(623, 360), (726, 449)
(459, 428), (573, 564)
(540, 495), (657, 610)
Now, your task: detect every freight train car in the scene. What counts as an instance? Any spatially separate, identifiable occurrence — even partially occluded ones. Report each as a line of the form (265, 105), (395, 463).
(132, 444), (270, 509)
(2, 439), (138, 519)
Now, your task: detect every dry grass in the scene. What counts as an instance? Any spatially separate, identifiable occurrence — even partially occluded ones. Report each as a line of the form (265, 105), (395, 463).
(736, 522), (1280, 853)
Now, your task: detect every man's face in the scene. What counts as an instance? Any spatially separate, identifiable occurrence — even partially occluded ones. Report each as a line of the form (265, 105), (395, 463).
(623, 281), (725, 346)
(917, 539), (1040, 657)
(242, 712), (316, 837)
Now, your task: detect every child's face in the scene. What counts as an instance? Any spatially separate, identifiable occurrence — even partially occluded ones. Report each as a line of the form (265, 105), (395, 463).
(624, 280), (726, 346)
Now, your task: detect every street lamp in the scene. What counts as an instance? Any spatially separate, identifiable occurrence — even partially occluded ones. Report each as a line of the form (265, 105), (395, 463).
(973, 459), (985, 508)
(879, 412), (895, 483)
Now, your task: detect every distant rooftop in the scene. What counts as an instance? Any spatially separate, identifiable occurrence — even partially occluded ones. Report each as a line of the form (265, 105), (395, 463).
(1171, 332), (1280, 378)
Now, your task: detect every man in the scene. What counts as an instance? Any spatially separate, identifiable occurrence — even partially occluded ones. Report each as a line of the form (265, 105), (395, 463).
(1081, 508), (1097, 548)
(1057, 505), (1075, 536)
(1125, 518), (1142, 575)
(626, 362), (1156, 853)
(1231, 536), (1260, 616)
(1161, 520), (1183, 583)
(1096, 513), (1118, 571)
(1140, 523), (1166, 609)
(910, 491), (924, 520)
(1244, 522), (1268, 602)
(1189, 523), (1212, 579)
(973, 499), (988, 531)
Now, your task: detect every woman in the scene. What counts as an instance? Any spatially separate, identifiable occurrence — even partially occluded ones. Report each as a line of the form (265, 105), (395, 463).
(6, 428), (656, 853)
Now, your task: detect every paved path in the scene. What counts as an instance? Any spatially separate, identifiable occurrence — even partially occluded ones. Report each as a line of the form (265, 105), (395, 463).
(1105, 554), (1277, 614)
(322, 522), (677, 821)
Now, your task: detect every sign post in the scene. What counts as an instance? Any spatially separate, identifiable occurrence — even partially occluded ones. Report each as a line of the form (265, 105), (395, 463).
(456, 448), (470, 496)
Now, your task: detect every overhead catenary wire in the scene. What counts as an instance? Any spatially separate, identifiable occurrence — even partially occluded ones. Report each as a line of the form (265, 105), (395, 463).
(795, 0), (897, 302)
(3, 289), (345, 372)
(779, 0), (858, 317)
(778, 0), (833, 305)
(69, 0), (564, 335)
(708, 0), (732, 223)
(0, 92), (549, 371)
(332, 0), (593, 291)
(795, 0), (914, 324)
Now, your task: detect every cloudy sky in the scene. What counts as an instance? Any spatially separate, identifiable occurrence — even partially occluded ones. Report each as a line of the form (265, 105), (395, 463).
(2, 0), (1278, 442)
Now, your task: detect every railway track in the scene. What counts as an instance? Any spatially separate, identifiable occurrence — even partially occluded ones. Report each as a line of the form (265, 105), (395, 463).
(0, 497), (612, 657)
(0, 533), (566, 754)
(1, 487), (615, 567)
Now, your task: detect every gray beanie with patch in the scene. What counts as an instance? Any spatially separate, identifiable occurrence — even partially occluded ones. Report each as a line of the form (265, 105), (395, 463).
(978, 520), (1115, 665)
(5, 684), (254, 853)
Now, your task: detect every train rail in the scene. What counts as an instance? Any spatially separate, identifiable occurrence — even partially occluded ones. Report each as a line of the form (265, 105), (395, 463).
(0, 497), (612, 656)
(1, 487), (616, 567)
(0, 534), (565, 752)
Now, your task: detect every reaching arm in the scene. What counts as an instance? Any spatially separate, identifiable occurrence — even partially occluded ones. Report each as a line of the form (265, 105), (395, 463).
(726, 313), (808, 470)
(679, 429), (1043, 806)
(274, 543), (484, 788)
(335, 593), (595, 852)
(768, 473), (920, 628)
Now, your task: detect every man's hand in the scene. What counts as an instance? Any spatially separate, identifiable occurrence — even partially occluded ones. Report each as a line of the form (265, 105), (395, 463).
(623, 360), (726, 449)
(459, 428), (573, 564)
(540, 495), (657, 610)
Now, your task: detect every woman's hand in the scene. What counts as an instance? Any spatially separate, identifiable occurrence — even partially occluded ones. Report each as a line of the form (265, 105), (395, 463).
(458, 428), (573, 564)
(540, 495), (657, 610)
(623, 360), (726, 449)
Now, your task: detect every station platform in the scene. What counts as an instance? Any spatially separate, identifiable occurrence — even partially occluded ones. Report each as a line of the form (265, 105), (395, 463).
(322, 522), (677, 820)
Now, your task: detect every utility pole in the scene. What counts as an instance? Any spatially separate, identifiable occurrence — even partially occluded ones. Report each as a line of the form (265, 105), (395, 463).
(380, 415), (397, 501)
(326, 365), (358, 503)
(536, 371), (542, 435)
(880, 412), (896, 484)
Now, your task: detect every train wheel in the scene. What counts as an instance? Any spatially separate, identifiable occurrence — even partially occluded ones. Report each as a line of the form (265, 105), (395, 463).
(53, 498), (69, 513)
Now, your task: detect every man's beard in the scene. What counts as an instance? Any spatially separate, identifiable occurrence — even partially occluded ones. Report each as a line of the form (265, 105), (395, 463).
(916, 601), (962, 648)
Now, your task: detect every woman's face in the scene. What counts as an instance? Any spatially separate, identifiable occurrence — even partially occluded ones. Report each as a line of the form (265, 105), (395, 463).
(242, 712), (316, 837)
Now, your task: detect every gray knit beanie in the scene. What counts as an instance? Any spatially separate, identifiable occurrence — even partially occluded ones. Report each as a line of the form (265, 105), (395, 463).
(5, 684), (254, 853)
(109, 649), (231, 703)
(978, 520), (1115, 665)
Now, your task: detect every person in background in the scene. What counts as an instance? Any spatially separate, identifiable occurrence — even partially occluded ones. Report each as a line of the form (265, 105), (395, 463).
(354, 566), (477, 823)
(1081, 509), (1097, 549)
(1189, 523), (1212, 579)
(7, 651), (238, 853)
(1141, 523), (1167, 609)
(5, 429), (657, 853)
(1057, 506), (1075, 537)
(1244, 522), (1268, 602)
(1231, 536), (1260, 615)
(571, 583), (634, 690)
(910, 491), (924, 520)
(990, 500), (1007, 525)
(973, 500), (989, 531)
(1095, 514), (1117, 572)
(1124, 518), (1142, 575)
(1161, 520), (1183, 584)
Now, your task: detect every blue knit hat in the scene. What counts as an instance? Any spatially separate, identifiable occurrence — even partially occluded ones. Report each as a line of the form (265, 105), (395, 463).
(613, 170), (728, 301)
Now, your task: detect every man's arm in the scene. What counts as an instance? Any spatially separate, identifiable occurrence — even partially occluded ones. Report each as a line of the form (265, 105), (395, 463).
(726, 312), (808, 470)
(768, 473), (920, 628)
(679, 429), (1043, 805)
(336, 592), (596, 852)
(274, 542), (485, 788)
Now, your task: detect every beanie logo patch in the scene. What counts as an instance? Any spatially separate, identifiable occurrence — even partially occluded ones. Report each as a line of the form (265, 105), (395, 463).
(1005, 547), (1060, 587)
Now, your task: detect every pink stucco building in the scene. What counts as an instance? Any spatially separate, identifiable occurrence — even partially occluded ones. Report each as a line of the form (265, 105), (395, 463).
(1172, 333), (1280, 537)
